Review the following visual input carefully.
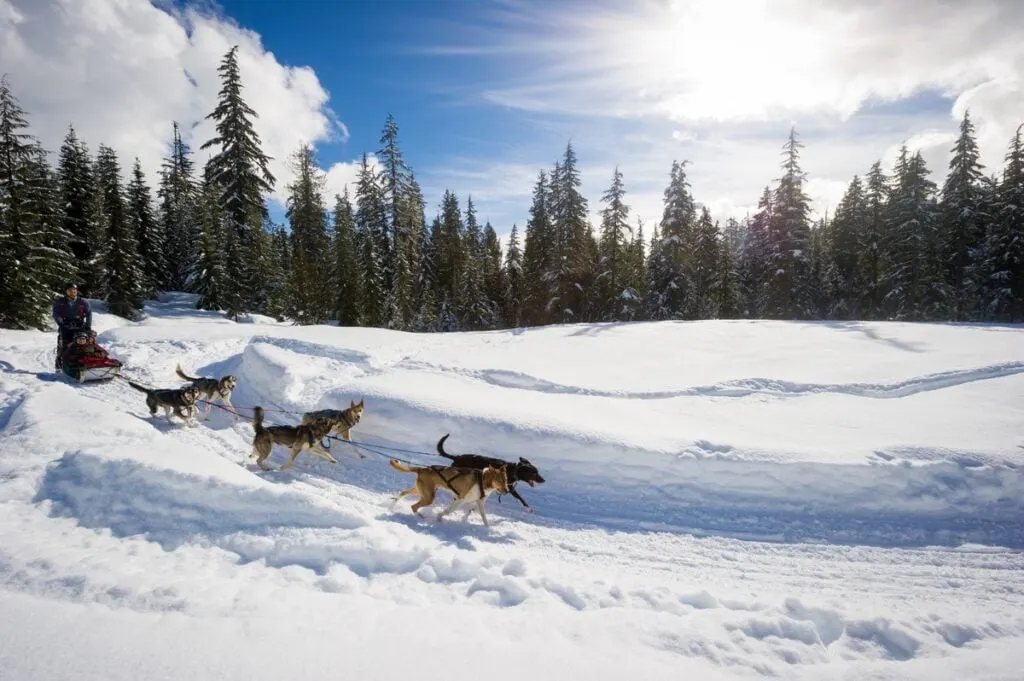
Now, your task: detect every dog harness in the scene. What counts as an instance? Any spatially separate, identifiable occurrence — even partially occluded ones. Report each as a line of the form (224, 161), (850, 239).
(430, 466), (485, 498)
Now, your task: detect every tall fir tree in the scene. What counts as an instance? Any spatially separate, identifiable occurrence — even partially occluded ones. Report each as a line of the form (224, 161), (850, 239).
(825, 175), (867, 318)
(767, 127), (813, 318)
(884, 147), (940, 319)
(458, 196), (494, 329)
(548, 144), (590, 323)
(195, 176), (227, 312)
(94, 144), (145, 319)
(355, 153), (386, 325)
(690, 207), (722, 319)
(200, 45), (276, 318)
(521, 171), (554, 325)
(284, 143), (332, 324)
(856, 161), (890, 319)
(503, 223), (524, 327)
(127, 158), (164, 298)
(985, 124), (1024, 320)
(158, 122), (199, 292)
(56, 125), (97, 293)
(597, 166), (633, 320)
(647, 160), (697, 319)
(938, 110), (988, 320)
(331, 189), (362, 326)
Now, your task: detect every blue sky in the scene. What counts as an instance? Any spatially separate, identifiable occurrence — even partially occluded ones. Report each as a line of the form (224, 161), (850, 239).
(3, 0), (1023, 246)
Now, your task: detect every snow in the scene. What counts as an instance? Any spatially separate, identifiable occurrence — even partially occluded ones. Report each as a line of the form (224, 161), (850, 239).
(1, 291), (1023, 680)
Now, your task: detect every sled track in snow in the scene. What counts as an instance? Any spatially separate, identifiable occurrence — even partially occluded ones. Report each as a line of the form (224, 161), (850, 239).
(392, 359), (1024, 401)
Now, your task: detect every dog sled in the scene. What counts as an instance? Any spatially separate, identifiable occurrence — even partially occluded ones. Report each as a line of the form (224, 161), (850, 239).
(56, 330), (124, 383)
(62, 354), (124, 383)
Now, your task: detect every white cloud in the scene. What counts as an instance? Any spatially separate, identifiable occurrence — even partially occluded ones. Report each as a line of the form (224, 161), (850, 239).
(0, 0), (352, 208)
(323, 154), (380, 203)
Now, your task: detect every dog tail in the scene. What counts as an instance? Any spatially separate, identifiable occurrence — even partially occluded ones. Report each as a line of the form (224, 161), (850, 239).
(175, 364), (199, 382)
(436, 433), (455, 460)
(389, 459), (415, 473)
(252, 406), (266, 432)
(126, 380), (150, 394)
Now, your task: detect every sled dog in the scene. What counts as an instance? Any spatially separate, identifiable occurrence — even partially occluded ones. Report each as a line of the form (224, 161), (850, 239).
(126, 381), (200, 427)
(389, 459), (509, 526)
(175, 364), (238, 421)
(300, 399), (364, 440)
(435, 433), (545, 512)
(251, 405), (357, 471)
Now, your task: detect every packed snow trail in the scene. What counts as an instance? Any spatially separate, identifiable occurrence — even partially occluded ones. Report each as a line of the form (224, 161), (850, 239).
(1, 294), (1023, 681)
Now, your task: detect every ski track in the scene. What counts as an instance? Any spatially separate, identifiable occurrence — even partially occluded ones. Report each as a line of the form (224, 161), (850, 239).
(3, 304), (1024, 680)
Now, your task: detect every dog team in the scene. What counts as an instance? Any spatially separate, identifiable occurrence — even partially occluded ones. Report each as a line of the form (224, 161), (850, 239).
(127, 364), (545, 526)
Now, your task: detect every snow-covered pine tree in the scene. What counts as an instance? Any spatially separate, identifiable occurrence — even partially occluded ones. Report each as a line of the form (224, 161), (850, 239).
(521, 171), (554, 326)
(194, 176), (227, 312)
(377, 114), (422, 325)
(355, 153), (386, 326)
(984, 124), (1024, 321)
(82, 172), (110, 300)
(597, 166), (634, 321)
(200, 45), (276, 319)
(547, 144), (590, 323)
(284, 143), (332, 324)
(0, 78), (69, 328)
(458, 196), (494, 329)
(647, 160), (697, 320)
(255, 218), (287, 320)
(436, 189), (464, 316)
(94, 144), (145, 319)
(622, 218), (646, 321)
(744, 187), (774, 317)
(938, 110), (988, 320)
(158, 122), (199, 292)
(410, 215), (440, 332)
(482, 222), (505, 326)
(825, 175), (867, 318)
(331, 189), (361, 326)
(127, 158), (164, 298)
(768, 127), (813, 319)
(883, 148), (941, 320)
(502, 222), (524, 327)
(56, 125), (97, 294)
(856, 161), (890, 319)
(690, 206), (722, 319)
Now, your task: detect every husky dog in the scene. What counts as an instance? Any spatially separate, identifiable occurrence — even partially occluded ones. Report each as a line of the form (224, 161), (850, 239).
(175, 364), (238, 421)
(301, 399), (364, 442)
(251, 405), (355, 471)
(435, 433), (545, 512)
(388, 459), (509, 526)
(126, 381), (200, 427)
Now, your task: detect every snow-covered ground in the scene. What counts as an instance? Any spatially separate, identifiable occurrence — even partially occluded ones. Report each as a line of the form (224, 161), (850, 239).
(1, 292), (1023, 680)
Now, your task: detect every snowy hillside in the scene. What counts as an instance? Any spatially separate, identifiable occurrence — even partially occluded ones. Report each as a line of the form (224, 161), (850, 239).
(1, 293), (1023, 680)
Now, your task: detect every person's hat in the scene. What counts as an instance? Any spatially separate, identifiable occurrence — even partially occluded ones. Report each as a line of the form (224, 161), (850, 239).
(64, 282), (78, 290)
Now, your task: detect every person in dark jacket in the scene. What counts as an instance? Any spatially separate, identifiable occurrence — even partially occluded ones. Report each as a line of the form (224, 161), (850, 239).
(53, 283), (93, 369)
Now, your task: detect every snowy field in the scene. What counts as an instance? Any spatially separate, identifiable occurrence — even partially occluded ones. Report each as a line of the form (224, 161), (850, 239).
(1, 293), (1023, 680)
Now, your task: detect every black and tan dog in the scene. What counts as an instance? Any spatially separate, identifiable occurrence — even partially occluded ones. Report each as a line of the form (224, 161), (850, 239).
(301, 399), (364, 442)
(251, 406), (363, 471)
(175, 363), (238, 421)
(435, 433), (545, 512)
(389, 459), (509, 526)
(127, 380), (200, 427)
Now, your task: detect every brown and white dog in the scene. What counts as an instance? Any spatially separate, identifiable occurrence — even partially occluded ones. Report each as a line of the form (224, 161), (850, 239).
(175, 364), (238, 421)
(389, 459), (509, 526)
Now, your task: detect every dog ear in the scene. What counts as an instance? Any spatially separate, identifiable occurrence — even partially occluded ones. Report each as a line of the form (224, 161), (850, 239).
(519, 457), (530, 464)
(350, 399), (355, 408)
(358, 397), (364, 407)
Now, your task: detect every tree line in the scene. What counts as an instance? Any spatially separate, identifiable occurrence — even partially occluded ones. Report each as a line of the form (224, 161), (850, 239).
(2, 48), (1022, 333)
